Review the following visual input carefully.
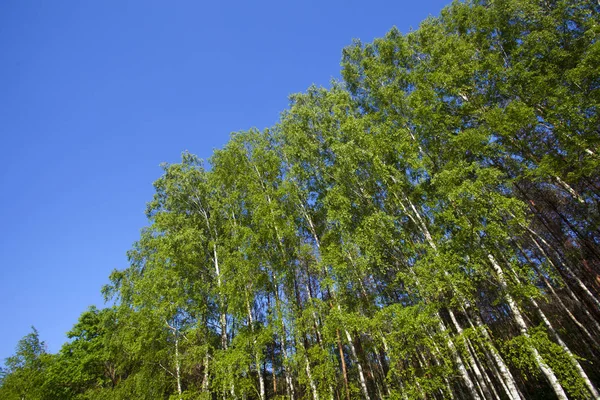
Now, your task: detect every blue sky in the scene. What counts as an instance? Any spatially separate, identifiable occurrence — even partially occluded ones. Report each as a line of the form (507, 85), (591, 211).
(0, 0), (450, 361)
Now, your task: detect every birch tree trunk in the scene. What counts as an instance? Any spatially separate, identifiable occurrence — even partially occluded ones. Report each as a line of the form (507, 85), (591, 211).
(246, 296), (266, 400)
(530, 297), (600, 399)
(305, 351), (320, 400)
(202, 353), (210, 393)
(448, 310), (493, 399)
(336, 329), (351, 400)
(273, 280), (295, 400)
(299, 201), (372, 400)
(487, 254), (568, 400)
(529, 227), (600, 308)
(468, 311), (522, 400)
(527, 230), (600, 327)
(401, 194), (483, 399)
(342, 325), (371, 400)
(165, 322), (183, 400)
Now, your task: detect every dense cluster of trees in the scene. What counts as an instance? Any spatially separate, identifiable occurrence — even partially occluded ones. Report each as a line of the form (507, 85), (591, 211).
(2, 0), (599, 398)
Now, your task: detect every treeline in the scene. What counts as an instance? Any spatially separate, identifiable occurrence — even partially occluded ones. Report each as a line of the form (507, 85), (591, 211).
(2, 0), (600, 398)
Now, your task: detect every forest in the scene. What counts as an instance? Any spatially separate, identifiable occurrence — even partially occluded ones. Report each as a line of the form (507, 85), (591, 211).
(1, 0), (599, 399)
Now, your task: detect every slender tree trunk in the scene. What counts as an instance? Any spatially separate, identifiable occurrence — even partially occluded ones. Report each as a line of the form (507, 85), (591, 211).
(437, 314), (482, 400)
(382, 336), (411, 400)
(272, 349), (277, 396)
(429, 336), (456, 399)
(402, 195), (482, 399)
(304, 272), (336, 400)
(554, 176), (585, 203)
(527, 230), (600, 321)
(247, 295), (266, 400)
(273, 280), (295, 400)
(414, 353), (430, 399)
(373, 344), (390, 397)
(504, 254), (600, 399)
(165, 322), (183, 400)
(267, 293), (278, 398)
(300, 203), (372, 400)
(366, 354), (384, 400)
(530, 296), (600, 399)
(467, 311), (522, 400)
(305, 351), (320, 400)
(292, 274), (320, 400)
(213, 243), (228, 350)
(340, 308), (371, 400)
(522, 247), (600, 349)
(487, 254), (568, 400)
(211, 240), (236, 399)
(448, 310), (493, 400)
(485, 348), (517, 400)
(175, 336), (182, 400)
(259, 187), (295, 400)
(467, 338), (501, 400)
(202, 353), (210, 393)
(280, 334), (295, 400)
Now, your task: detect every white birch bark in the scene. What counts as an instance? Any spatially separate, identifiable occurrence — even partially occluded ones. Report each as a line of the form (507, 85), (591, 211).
(448, 310), (493, 399)
(251, 169), (296, 400)
(174, 334), (182, 400)
(305, 353), (320, 400)
(530, 297), (600, 399)
(398, 124), (522, 399)
(246, 296), (266, 400)
(274, 282), (295, 400)
(469, 311), (522, 400)
(487, 254), (568, 400)
(504, 256), (600, 400)
(212, 243), (228, 350)
(526, 226), (600, 312)
(202, 353), (210, 393)
(467, 338), (502, 400)
(304, 276), (336, 400)
(299, 200), (372, 400)
(533, 263), (600, 349)
(527, 231), (600, 332)
(429, 337), (456, 399)
(165, 322), (183, 400)
(554, 176), (585, 204)
(401, 195), (483, 400)
(436, 315), (482, 400)
(340, 307), (371, 400)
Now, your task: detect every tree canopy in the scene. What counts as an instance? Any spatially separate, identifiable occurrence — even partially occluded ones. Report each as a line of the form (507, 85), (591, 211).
(2, 0), (600, 399)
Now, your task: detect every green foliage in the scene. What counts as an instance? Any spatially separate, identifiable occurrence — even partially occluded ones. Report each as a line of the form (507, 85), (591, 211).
(0, 328), (50, 400)
(4, 0), (600, 398)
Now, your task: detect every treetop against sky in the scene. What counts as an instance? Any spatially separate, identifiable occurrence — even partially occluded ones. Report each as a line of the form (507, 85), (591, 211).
(0, 0), (448, 362)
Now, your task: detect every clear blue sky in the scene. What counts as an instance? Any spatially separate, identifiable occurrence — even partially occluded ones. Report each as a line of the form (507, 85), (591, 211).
(0, 0), (450, 362)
